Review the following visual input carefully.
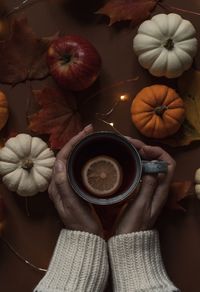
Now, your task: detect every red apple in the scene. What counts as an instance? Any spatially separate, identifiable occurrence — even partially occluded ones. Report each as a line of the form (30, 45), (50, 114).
(47, 35), (101, 91)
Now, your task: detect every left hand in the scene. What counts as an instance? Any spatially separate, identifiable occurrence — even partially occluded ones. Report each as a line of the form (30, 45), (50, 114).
(48, 125), (104, 238)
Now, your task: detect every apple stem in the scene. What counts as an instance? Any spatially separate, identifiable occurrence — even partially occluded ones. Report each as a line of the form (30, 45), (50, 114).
(60, 54), (71, 65)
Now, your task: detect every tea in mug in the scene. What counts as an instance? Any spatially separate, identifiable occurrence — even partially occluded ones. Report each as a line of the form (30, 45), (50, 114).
(81, 155), (123, 198)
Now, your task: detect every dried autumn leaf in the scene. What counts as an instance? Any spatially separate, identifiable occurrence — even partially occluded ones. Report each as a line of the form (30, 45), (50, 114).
(0, 18), (57, 85)
(163, 69), (200, 147)
(29, 87), (82, 150)
(179, 70), (200, 131)
(0, 129), (17, 149)
(96, 0), (157, 26)
(167, 181), (193, 211)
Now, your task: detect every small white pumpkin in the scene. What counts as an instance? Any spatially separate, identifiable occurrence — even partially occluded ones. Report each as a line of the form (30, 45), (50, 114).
(133, 13), (198, 78)
(195, 168), (200, 199)
(0, 134), (55, 197)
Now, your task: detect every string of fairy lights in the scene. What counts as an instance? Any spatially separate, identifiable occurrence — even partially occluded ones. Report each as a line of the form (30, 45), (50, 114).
(5, 0), (200, 18)
(5, 0), (43, 16)
(95, 93), (130, 135)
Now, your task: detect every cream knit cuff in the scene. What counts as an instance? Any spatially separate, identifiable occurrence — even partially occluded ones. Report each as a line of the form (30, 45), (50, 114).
(34, 229), (108, 292)
(108, 230), (179, 292)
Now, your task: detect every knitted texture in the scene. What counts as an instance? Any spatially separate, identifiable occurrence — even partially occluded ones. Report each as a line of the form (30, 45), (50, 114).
(108, 230), (179, 292)
(34, 229), (108, 292)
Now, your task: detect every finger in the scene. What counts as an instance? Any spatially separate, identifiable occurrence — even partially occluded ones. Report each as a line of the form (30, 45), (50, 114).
(139, 145), (176, 183)
(136, 174), (158, 206)
(151, 165), (175, 217)
(139, 145), (173, 165)
(151, 187), (168, 219)
(52, 123), (93, 199)
(124, 174), (158, 217)
(54, 159), (82, 209)
(114, 175), (158, 232)
(125, 136), (146, 150)
(48, 180), (65, 217)
(57, 124), (93, 162)
(139, 145), (176, 214)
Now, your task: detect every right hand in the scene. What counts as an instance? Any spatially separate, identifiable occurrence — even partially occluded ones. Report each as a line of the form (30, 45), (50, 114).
(114, 138), (176, 235)
(48, 125), (104, 238)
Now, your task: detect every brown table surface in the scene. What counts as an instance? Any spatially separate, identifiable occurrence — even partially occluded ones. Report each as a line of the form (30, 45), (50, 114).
(1, 0), (200, 291)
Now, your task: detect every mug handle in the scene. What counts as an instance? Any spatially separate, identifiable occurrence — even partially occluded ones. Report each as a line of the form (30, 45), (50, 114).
(142, 160), (168, 174)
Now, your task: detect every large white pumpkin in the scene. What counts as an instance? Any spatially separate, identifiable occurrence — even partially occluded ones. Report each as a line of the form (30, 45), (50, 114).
(133, 13), (198, 78)
(0, 134), (55, 197)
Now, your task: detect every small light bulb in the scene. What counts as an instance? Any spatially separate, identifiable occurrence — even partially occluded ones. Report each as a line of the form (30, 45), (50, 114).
(109, 122), (114, 127)
(120, 94), (128, 101)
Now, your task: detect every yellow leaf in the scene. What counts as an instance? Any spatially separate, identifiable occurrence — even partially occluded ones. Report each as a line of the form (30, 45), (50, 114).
(163, 69), (200, 147)
(179, 69), (200, 132)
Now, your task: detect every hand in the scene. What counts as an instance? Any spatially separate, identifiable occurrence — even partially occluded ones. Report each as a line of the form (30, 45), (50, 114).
(114, 138), (176, 235)
(48, 125), (103, 238)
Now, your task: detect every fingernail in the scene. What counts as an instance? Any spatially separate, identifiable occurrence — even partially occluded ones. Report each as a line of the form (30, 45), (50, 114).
(84, 124), (93, 131)
(55, 160), (64, 172)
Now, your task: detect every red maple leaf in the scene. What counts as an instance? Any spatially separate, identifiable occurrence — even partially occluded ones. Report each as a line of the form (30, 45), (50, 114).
(96, 0), (158, 26)
(167, 181), (193, 212)
(28, 87), (82, 150)
(0, 18), (57, 85)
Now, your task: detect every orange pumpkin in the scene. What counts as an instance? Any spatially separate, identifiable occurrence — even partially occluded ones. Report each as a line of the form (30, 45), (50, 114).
(130, 85), (185, 139)
(0, 91), (8, 130)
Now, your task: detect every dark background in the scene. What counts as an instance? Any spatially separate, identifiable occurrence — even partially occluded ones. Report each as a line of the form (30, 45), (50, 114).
(0, 0), (200, 291)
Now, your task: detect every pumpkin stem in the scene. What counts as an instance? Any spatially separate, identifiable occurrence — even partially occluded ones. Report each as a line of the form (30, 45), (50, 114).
(164, 39), (174, 50)
(155, 105), (168, 116)
(22, 159), (34, 170)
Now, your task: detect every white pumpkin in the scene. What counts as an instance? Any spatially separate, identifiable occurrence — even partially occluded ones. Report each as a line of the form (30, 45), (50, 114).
(0, 134), (55, 197)
(133, 13), (198, 78)
(195, 168), (200, 199)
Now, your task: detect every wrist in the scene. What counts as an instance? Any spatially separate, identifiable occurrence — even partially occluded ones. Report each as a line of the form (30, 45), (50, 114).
(34, 229), (108, 292)
(63, 224), (104, 239)
(108, 230), (178, 291)
(114, 224), (151, 236)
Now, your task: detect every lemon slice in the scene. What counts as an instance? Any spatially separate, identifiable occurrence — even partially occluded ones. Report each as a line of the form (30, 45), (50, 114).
(82, 155), (123, 197)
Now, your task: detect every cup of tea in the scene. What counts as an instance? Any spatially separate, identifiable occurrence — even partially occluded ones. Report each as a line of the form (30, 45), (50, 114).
(68, 131), (167, 205)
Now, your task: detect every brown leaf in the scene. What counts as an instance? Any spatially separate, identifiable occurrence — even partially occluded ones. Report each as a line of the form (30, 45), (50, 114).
(162, 70), (200, 147)
(0, 18), (57, 85)
(179, 70), (200, 131)
(167, 181), (193, 211)
(0, 129), (17, 149)
(96, 0), (157, 26)
(28, 87), (82, 150)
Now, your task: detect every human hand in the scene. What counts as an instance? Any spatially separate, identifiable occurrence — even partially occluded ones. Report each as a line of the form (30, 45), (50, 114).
(48, 125), (103, 237)
(114, 138), (176, 235)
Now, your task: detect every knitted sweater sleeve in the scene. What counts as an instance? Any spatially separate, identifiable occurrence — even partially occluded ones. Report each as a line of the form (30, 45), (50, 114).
(34, 229), (108, 292)
(108, 230), (179, 292)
